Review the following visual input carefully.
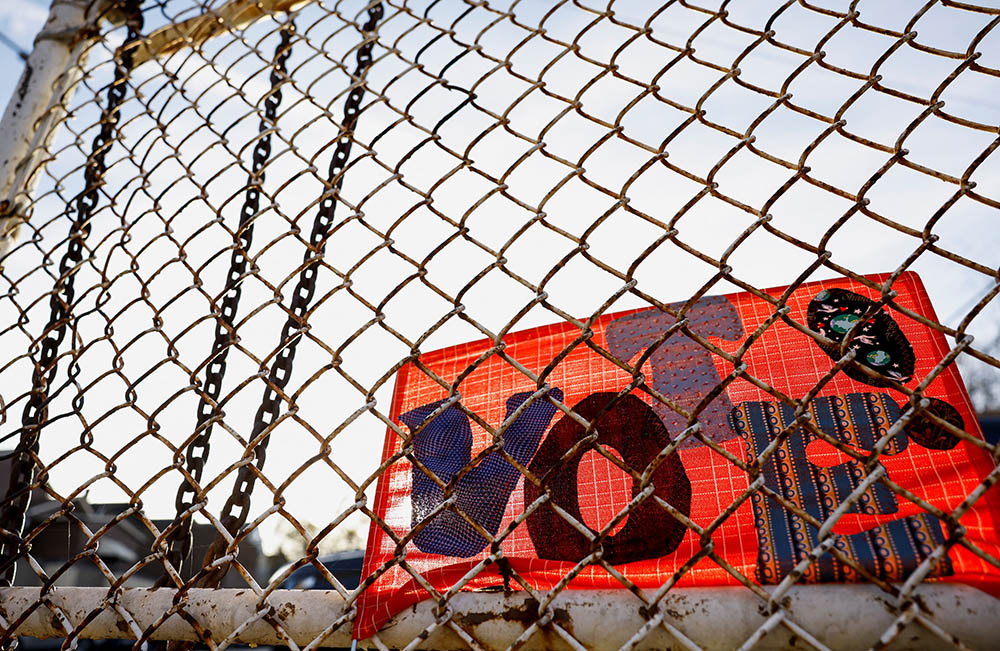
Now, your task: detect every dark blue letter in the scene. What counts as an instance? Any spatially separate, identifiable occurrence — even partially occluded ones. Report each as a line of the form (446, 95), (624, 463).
(403, 388), (563, 557)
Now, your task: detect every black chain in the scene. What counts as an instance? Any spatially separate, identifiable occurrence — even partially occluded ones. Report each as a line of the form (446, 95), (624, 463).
(0, 0), (144, 593)
(157, 23), (296, 587)
(195, 1), (384, 589)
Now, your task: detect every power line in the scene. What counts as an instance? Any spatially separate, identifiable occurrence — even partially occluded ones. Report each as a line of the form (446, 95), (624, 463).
(0, 29), (28, 61)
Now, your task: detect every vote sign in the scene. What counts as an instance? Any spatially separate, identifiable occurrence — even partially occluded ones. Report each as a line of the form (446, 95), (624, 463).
(355, 272), (999, 639)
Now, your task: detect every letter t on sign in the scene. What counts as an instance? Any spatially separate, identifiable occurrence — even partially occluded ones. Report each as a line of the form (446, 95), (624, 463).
(605, 296), (743, 447)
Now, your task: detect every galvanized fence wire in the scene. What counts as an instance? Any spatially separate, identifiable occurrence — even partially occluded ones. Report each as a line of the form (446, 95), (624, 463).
(0, 0), (999, 648)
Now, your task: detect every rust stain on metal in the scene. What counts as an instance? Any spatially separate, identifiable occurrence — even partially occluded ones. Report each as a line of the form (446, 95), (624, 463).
(15, 64), (32, 105)
(456, 598), (571, 629)
(639, 594), (697, 621)
(114, 613), (132, 635)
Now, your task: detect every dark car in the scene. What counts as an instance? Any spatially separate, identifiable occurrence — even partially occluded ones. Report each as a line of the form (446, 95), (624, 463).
(273, 549), (364, 590)
(981, 413), (1000, 446)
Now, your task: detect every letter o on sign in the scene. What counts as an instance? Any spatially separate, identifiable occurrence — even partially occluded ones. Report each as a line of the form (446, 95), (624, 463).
(524, 393), (692, 564)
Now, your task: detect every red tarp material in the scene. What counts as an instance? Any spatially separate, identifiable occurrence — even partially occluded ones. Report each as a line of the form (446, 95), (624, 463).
(355, 272), (999, 639)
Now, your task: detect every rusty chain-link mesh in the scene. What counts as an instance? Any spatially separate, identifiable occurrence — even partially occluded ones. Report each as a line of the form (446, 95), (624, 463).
(1, 0), (999, 649)
(0, 0), (145, 595)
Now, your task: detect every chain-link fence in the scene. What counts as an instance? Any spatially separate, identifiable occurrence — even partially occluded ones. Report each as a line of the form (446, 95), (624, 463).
(1, 0), (999, 648)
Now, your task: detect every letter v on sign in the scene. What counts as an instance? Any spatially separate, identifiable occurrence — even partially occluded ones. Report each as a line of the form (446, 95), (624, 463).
(401, 388), (564, 557)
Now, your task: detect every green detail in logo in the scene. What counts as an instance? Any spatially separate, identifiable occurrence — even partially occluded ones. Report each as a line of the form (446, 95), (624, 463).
(866, 350), (891, 367)
(830, 313), (860, 334)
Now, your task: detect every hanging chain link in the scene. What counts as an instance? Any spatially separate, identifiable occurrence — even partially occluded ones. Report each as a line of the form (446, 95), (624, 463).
(193, 1), (384, 589)
(156, 22), (296, 587)
(0, 0), (145, 589)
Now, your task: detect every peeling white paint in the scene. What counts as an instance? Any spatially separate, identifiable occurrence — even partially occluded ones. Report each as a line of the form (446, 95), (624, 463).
(0, 0), (102, 262)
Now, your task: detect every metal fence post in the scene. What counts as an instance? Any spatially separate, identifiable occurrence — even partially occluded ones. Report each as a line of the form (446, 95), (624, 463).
(0, 0), (107, 261)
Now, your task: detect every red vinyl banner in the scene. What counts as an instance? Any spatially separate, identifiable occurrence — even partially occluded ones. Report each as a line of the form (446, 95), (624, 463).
(355, 272), (1000, 639)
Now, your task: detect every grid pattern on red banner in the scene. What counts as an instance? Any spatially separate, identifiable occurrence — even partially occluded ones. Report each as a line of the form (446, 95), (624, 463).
(357, 272), (999, 639)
